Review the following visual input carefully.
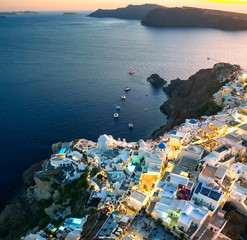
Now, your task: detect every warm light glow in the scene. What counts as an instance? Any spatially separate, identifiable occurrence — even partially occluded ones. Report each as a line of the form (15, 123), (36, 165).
(1, 0), (247, 13)
(206, 0), (247, 2)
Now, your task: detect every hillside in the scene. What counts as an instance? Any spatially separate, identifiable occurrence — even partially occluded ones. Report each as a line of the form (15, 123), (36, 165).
(88, 4), (164, 20)
(141, 7), (247, 30)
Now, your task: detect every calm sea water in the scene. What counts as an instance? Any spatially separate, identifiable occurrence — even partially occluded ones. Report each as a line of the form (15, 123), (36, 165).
(0, 12), (247, 211)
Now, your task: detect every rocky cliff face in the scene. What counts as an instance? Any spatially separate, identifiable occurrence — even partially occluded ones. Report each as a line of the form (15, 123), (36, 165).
(88, 4), (164, 20)
(151, 63), (240, 138)
(141, 7), (247, 30)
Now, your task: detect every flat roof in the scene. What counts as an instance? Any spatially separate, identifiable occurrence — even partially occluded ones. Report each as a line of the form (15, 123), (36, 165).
(194, 183), (222, 201)
(238, 123), (247, 132)
(210, 215), (226, 228)
(184, 144), (204, 155)
(200, 229), (215, 240)
(215, 145), (228, 153)
(179, 156), (198, 171)
(201, 165), (217, 179)
(130, 190), (147, 203)
(210, 120), (226, 129)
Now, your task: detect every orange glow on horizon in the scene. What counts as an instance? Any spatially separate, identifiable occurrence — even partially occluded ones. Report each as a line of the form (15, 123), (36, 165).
(206, 0), (247, 2)
(0, 0), (247, 13)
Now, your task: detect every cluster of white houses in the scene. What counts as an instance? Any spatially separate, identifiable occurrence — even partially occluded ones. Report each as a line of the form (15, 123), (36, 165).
(23, 71), (247, 240)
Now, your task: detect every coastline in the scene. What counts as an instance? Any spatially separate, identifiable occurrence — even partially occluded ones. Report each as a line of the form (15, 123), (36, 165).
(150, 63), (240, 139)
(0, 62), (243, 239)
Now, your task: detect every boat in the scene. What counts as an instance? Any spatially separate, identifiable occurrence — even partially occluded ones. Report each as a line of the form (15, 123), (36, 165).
(128, 123), (134, 128)
(114, 113), (119, 118)
(144, 108), (147, 112)
(116, 106), (121, 110)
(129, 70), (135, 75)
(124, 87), (131, 91)
(121, 95), (126, 100)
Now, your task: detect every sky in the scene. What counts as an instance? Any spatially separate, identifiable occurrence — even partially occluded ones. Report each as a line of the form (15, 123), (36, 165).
(1, 0), (247, 14)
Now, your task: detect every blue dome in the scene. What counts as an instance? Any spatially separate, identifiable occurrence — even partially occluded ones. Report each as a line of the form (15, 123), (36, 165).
(158, 143), (166, 149)
(189, 119), (197, 124)
(171, 130), (177, 135)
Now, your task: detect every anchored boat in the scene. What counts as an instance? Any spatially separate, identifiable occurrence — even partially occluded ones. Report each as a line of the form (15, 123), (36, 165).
(128, 123), (134, 128)
(114, 113), (119, 118)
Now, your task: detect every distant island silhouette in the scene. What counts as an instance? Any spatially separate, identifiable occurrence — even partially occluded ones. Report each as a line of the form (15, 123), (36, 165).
(89, 4), (247, 30)
(0, 11), (38, 15)
(88, 4), (164, 20)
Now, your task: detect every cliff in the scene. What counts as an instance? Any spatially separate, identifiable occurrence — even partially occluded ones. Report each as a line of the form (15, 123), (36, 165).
(151, 63), (240, 138)
(141, 7), (247, 30)
(0, 160), (89, 240)
(88, 4), (164, 20)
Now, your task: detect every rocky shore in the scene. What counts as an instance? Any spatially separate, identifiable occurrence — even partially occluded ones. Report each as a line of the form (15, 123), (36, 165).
(141, 7), (247, 30)
(151, 63), (240, 139)
(0, 63), (241, 239)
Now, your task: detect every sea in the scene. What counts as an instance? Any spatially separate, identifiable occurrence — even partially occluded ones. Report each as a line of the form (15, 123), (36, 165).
(0, 11), (247, 211)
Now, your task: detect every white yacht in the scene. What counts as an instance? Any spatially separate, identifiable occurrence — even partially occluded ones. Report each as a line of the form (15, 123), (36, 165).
(128, 123), (134, 128)
(124, 87), (131, 91)
(114, 113), (119, 118)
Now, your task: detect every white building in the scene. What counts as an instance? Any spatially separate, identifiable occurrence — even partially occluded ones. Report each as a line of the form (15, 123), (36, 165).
(192, 182), (223, 212)
(97, 134), (116, 150)
(199, 165), (227, 185)
(177, 202), (208, 231)
(127, 190), (148, 211)
(179, 144), (204, 160)
(228, 163), (247, 180)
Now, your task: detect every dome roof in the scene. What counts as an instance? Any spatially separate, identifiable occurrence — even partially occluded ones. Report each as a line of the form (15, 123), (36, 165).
(98, 134), (109, 142)
(189, 119), (197, 124)
(158, 142), (166, 149)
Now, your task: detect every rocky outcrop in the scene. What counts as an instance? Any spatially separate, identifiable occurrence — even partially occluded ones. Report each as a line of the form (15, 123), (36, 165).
(88, 4), (164, 20)
(147, 74), (167, 86)
(151, 63), (240, 138)
(141, 7), (247, 30)
(22, 160), (44, 188)
(52, 142), (62, 154)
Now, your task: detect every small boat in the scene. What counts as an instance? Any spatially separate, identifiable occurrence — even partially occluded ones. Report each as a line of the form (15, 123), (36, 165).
(144, 108), (147, 112)
(128, 123), (134, 128)
(129, 70), (135, 75)
(114, 113), (119, 118)
(121, 95), (126, 100)
(124, 87), (131, 91)
(116, 106), (121, 110)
